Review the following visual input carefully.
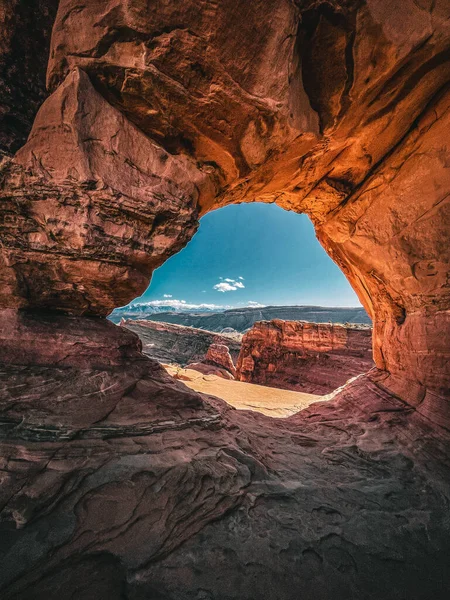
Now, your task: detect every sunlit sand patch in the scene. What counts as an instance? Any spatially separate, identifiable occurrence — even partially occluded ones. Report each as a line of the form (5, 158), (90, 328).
(164, 365), (323, 418)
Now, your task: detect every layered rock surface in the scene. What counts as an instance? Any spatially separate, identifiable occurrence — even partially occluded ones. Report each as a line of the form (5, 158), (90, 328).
(237, 320), (373, 394)
(0, 0), (448, 405)
(0, 327), (449, 599)
(120, 318), (241, 366)
(1, 0), (450, 598)
(0, 67), (216, 315)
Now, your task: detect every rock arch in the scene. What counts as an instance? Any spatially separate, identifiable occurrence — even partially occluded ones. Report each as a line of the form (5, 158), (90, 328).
(0, 1), (449, 598)
(2, 0), (449, 414)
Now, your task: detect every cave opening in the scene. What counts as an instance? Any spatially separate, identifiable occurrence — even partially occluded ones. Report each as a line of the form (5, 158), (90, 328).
(112, 203), (374, 417)
(1, 2), (449, 597)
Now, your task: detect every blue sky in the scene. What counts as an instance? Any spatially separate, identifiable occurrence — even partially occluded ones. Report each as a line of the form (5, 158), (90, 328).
(134, 203), (361, 309)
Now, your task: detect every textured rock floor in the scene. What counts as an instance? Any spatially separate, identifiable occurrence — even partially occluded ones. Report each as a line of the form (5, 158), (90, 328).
(1, 351), (449, 600)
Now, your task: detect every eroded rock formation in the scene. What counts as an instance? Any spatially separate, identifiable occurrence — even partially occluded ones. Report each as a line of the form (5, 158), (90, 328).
(237, 320), (373, 394)
(0, 0), (447, 406)
(0, 326), (449, 599)
(0, 67), (217, 314)
(120, 318), (241, 366)
(1, 0), (450, 598)
(204, 342), (237, 378)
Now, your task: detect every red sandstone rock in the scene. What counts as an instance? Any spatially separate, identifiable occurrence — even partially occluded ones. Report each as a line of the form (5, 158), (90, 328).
(184, 362), (235, 380)
(0, 2), (450, 599)
(0, 0), (447, 404)
(0, 331), (449, 599)
(0, 67), (216, 315)
(121, 319), (241, 366)
(0, 0), (448, 405)
(236, 320), (373, 394)
(205, 343), (237, 378)
(0, 309), (143, 370)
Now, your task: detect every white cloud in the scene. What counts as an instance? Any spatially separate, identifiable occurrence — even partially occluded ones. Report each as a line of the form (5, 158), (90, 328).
(213, 277), (246, 293)
(247, 301), (265, 307)
(214, 282), (238, 293)
(238, 276), (244, 280)
(163, 294), (172, 298)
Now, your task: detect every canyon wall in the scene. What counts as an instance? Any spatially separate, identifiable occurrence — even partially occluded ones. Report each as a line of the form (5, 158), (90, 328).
(237, 320), (373, 394)
(121, 318), (240, 367)
(0, 0), (448, 412)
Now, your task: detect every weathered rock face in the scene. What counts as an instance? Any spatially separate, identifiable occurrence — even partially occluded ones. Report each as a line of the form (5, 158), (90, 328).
(1, 1), (450, 598)
(0, 309), (144, 369)
(0, 67), (216, 315)
(236, 320), (373, 394)
(204, 343), (237, 378)
(319, 85), (450, 421)
(0, 334), (449, 600)
(120, 318), (241, 366)
(46, 0), (306, 188)
(0, 0), (448, 406)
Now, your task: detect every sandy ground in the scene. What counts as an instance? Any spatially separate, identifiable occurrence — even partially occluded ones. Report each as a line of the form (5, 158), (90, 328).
(164, 365), (323, 418)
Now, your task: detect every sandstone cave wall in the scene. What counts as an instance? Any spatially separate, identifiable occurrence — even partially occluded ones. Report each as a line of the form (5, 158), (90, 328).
(0, 2), (450, 599)
(0, 0), (448, 415)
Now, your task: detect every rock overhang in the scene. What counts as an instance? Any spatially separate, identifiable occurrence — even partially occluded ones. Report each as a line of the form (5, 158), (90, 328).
(0, 2), (450, 598)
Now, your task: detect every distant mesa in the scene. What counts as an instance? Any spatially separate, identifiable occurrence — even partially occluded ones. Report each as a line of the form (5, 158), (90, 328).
(110, 304), (371, 331)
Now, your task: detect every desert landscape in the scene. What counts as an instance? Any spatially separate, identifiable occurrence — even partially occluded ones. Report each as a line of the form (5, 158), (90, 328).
(119, 316), (372, 414)
(0, 1), (449, 599)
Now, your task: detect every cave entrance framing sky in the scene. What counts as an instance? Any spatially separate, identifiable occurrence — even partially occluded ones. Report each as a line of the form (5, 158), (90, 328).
(136, 203), (361, 309)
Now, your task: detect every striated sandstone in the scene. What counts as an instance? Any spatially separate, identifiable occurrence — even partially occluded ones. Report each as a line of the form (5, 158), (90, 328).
(0, 336), (449, 599)
(0, 0), (447, 405)
(0, 67), (216, 315)
(204, 343), (237, 378)
(0, 1), (450, 598)
(120, 319), (241, 366)
(236, 320), (373, 394)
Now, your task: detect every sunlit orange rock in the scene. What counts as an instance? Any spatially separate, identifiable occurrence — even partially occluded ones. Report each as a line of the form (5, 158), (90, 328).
(204, 343), (237, 378)
(236, 320), (373, 394)
(0, 1), (449, 598)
